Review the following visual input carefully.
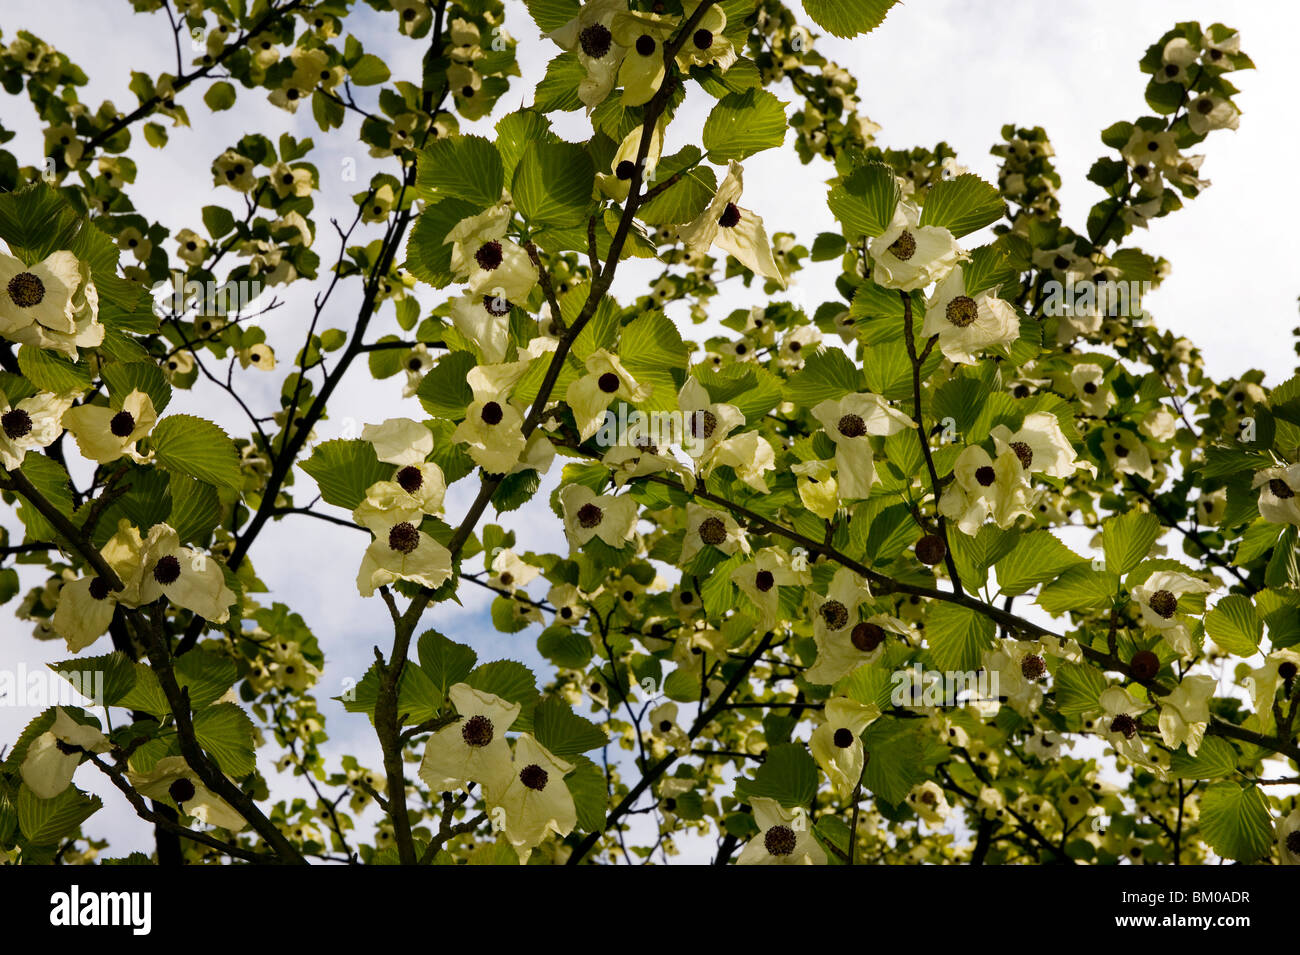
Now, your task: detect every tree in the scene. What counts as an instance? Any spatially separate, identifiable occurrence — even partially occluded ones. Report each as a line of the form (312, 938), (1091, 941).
(0, 0), (1295, 867)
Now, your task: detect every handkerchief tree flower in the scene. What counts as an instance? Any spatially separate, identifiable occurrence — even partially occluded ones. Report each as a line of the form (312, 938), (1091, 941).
(0, 3), (1294, 873)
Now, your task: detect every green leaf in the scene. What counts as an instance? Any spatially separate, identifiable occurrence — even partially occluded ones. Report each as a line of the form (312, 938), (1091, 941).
(782, 347), (865, 406)
(1198, 782), (1272, 862)
(192, 703), (257, 777)
(1170, 736), (1238, 780)
(565, 755), (607, 832)
(116, 664), (171, 719)
(102, 360), (171, 414)
(1101, 510), (1161, 576)
(512, 140), (594, 228)
(465, 660), (539, 731)
(48, 653), (137, 707)
(522, 0), (580, 32)
(415, 136), (504, 208)
(17, 785), (101, 844)
(827, 162), (899, 239)
(702, 88), (788, 162)
(1037, 565), (1119, 614)
(417, 630), (478, 708)
(495, 110), (559, 184)
(17, 345), (92, 393)
(405, 197), (481, 287)
(925, 603), (995, 671)
(947, 524), (1017, 591)
(15, 454), (74, 542)
(299, 439), (393, 511)
(860, 721), (927, 805)
(801, 0), (898, 38)
(532, 696), (607, 758)
(919, 174), (1006, 238)
(349, 54), (390, 86)
(151, 415), (242, 491)
(203, 81), (236, 111)
(734, 743), (818, 808)
(174, 649), (238, 710)
(620, 311), (687, 372)
(638, 147), (716, 226)
(1203, 594), (1261, 657)
(1053, 662), (1109, 717)
(995, 531), (1087, 596)
(167, 472), (221, 545)
(202, 205), (236, 239)
(537, 626), (594, 668)
(416, 350), (476, 419)
(0, 183), (83, 263)
(534, 53), (585, 112)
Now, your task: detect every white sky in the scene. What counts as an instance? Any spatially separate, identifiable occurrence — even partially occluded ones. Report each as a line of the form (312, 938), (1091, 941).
(2, 0), (1297, 859)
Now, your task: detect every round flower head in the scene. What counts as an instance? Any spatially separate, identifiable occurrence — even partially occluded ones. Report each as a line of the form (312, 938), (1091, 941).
(939, 444), (1034, 535)
(0, 250), (83, 337)
(355, 514), (454, 597)
(730, 547), (810, 630)
(1279, 809), (1300, 866)
(1156, 674), (1215, 756)
(989, 411), (1082, 480)
(921, 265), (1019, 364)
(679, 501), (747, 564)
(598, 117), (664, 202)
(811, 392), (914, 500)
(63, 389), (157, 465)
(648, 701), (689, 752)
(678, 161), (786, 288)
(677, 376), (745, 460)
(737, 797), (826, 865)
(20, 708), (110, 799)
(1254, 464), (1300, 525)
(566, 349), (650, 442)
(982, 639), (1047, 716)
(450, 289), (513, 364)
(791, 458), (840, 520)
(484, 733), (577, 863)
(1070, 362), (1113, 416)
(809, 696), (879, 798)
(1097, 685), (1157, 772)
(488, 549), (540, 591)
(127, 755), (245, 830)
(548, 0), (628, 111)
(1244, 649), (1300, 728)
(139, 523), (238, 623)
(444, 205), (537, 303)
(453, 397), (527, 475)
(353, 462), (447, 530)
(611, 11), (673, 105)
(804, 568), (883, 685)
(560, 483), (638, 550)
(419, 683), (520, 792)
(905, 781), (951, 826)
(1132, 569), (1216, 657)
(869, 199), (963, 291)
(673, 1), (736, 73)
(0, 390), (70, 470)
